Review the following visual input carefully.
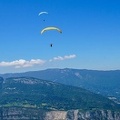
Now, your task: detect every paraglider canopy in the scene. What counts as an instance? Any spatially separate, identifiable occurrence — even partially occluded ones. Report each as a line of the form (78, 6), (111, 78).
(41, 26), (62, 34)
(38, 11), (48, 16)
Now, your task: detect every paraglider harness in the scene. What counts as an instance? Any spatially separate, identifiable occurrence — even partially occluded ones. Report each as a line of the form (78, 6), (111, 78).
(50, 44), (53, 47)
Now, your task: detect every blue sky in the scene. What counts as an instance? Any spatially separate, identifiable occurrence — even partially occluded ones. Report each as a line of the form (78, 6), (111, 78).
(0, 0), (120, 73)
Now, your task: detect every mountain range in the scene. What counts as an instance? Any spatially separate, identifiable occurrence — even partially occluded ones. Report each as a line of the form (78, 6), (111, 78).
(1, 68), (120, 102)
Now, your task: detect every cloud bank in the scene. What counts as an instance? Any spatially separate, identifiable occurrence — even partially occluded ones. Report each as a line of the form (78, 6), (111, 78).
(0, 54), (76, 68)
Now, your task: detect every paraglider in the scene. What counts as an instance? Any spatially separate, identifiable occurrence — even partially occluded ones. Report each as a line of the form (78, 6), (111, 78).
(41, 26), (62, 47)
(41, 26), (62, 34)
(38, 11), (48, 22)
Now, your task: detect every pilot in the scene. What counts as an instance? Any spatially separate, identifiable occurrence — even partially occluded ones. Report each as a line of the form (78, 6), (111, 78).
(50, 43), (53, 47)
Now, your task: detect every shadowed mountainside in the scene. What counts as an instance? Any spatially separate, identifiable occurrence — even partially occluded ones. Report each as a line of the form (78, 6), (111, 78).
(0, 77), (119, 110)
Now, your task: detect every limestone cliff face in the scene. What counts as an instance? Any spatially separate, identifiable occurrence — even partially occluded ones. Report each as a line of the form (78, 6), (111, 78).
(66, 110), (120, 120)
(0, 107), (120, 120)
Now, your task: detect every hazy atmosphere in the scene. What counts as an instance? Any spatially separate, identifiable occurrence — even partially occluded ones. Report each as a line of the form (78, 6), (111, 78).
(0, 0), (120, 73)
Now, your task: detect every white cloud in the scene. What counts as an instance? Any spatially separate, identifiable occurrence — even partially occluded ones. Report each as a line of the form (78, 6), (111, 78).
(49, 54), (76, 62)
(0, 59), (46, 68)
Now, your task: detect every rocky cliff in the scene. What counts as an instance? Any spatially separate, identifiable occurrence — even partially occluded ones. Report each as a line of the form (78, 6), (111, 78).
(0, 107), (120, 120)
(65, 110), (120, 120)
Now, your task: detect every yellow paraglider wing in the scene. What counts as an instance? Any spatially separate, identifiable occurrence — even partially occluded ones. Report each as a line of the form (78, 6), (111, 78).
(41, 27), (62, 34)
